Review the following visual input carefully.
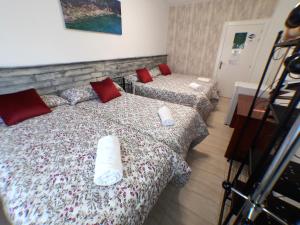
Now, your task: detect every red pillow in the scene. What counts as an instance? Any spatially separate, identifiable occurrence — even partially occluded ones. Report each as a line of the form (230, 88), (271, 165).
(136, 68), (153, 83)
(159, 64), (172, 75)
(90, 78), (121, 103)
(0, 89), (51, 126)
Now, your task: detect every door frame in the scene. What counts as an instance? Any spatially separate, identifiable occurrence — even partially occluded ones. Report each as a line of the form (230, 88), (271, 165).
(212, 19), (270, 83)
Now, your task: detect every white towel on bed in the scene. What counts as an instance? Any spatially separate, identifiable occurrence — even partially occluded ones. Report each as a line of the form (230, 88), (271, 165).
(158, 106), (175, 126)
(94, 136), (123, 186)
(189, 82), (201, 90)
(197, 77), (211, 82)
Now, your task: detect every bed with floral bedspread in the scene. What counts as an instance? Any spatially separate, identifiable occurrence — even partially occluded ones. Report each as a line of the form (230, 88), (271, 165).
(76, 93), (208, 157)
(125, 73), (219, 120)
(0, 105), (190, 225)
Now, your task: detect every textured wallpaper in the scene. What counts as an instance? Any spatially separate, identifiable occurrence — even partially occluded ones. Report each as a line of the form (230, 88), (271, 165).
(167, 0), (278, 77)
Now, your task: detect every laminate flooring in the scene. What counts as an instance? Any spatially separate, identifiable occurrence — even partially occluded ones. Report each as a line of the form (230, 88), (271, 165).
(144, 97), (233, 225)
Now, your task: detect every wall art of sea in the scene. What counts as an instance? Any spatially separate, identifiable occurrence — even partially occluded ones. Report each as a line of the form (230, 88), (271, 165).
(65, 14), (122, 35)
(60, 0), (122, 35)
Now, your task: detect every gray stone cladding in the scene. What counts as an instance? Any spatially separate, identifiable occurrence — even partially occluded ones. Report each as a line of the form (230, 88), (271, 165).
(0, 55), (167, 95)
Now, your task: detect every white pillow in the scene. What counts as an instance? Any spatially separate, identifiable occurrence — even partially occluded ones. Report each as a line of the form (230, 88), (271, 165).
(41, 95), (69, 108)
(60, 85), (98, 105)
(60, 82), (123, 105)
(149, 67), (161, 77)
(126, 74), (138, 82)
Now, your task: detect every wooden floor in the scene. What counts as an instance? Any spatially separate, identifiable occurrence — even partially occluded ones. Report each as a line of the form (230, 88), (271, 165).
(144, 97), (233, 225)
(0, 97), (233, 225)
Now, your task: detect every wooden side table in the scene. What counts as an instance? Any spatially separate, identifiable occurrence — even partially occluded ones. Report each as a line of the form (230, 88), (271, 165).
(225, 95), (276, 162)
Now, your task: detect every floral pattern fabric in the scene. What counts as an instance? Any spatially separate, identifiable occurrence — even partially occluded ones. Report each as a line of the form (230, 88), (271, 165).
(60, 85), (98, 105)
(125, 73), (219, 120)
(41, 94), (69, 108)
(149, 67), (161, 78)
(0, 105), (191, 225)
(76, 93), (208, 157)
(60, 81), (123, 106)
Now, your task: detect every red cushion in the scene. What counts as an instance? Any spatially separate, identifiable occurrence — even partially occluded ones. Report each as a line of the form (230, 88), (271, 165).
(90, 78), (121, 103)
(159, 64), (172, 75)
(136, 68), (153, 83)
(0, 89), (51, 126)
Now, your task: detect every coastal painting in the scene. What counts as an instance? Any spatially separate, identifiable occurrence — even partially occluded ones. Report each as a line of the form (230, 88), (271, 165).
(60, 0), (122, 35)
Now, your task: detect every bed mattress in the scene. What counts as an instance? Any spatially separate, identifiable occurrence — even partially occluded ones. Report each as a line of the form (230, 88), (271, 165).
(0, 105), (190, 225)
(76, 93), (208, 157)
(126, 73), (218, 120)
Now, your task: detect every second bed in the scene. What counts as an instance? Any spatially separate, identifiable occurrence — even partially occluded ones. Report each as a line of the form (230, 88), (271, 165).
(126, 73), (219, 120)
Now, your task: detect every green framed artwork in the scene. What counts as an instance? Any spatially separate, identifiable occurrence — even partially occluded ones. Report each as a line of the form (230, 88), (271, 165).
(60, 0), (122, 35)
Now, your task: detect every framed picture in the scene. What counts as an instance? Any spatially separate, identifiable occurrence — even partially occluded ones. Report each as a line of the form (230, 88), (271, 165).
(60, 0), (122, 35)
(232, 32), (247, 49)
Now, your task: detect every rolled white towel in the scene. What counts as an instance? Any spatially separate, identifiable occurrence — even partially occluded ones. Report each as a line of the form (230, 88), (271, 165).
(158, 106), (175, 126)
(197, 77), (211, 82)
(94, 135), (123, 186)
(189, 82), (201, 90)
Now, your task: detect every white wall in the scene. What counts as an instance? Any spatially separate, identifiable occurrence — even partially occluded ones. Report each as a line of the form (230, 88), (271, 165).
(250, 0), (299, 83)
(0, 0), (169, 67)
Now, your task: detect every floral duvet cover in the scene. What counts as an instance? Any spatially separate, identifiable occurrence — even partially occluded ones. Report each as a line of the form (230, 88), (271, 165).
(76, 93), (208, 157)
(0, 105), (190, 225)
(126, 73), (219, 120)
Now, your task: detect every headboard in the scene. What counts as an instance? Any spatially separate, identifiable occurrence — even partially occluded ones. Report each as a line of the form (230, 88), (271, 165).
(0, 55), (167, 95)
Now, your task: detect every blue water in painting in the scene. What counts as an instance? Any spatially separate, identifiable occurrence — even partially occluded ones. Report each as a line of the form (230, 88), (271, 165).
(66, 14), (122, 35)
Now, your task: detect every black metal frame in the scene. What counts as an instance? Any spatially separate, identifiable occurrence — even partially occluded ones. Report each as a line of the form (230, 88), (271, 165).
(112, 76), (133, 93)
(218, 31), (300, 225)
(124, 79), (133, 93)
(111, 76), (126, 90)
(112, 76), (131, 92)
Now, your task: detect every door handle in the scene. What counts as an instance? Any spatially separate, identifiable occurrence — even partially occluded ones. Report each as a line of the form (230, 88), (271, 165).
(219, 61), (223, 69)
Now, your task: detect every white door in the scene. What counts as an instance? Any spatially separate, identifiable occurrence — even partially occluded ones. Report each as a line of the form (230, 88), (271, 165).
(214, 20), (268, 98)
